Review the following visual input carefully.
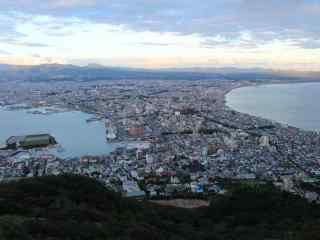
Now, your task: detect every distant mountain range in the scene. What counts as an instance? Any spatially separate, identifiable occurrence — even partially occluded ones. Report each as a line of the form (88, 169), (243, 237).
(0, 63), (319, 82)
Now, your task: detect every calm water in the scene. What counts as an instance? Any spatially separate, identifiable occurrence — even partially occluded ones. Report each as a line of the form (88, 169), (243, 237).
(226, 82), (320, 132)
(0, 107), (116, 158)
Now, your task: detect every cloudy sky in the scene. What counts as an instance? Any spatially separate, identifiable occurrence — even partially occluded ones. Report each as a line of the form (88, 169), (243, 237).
(0, 0), (320, 70)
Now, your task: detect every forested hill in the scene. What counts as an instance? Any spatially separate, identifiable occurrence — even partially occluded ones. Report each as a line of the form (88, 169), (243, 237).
(0, 64), (318, 82)
(0, 175), (319, 240)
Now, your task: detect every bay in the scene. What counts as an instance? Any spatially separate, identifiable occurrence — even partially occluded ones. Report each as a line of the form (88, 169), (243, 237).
(0, 106), (116, 158)
(226, 82), (320, 132)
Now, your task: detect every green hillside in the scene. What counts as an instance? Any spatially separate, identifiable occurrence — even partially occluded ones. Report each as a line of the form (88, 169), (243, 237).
(0, 175), (319, 240)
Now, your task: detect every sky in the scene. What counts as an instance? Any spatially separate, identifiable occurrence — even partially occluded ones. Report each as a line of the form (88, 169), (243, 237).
(0, 0), (320, 70)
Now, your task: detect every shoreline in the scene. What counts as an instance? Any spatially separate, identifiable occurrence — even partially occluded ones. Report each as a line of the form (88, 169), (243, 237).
(223, 79), (320, 133)
(224, 78), (320, 103)
(1, 79), (320, 203)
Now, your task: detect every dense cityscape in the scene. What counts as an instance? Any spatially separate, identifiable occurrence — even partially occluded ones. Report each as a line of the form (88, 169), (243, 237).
(1, 0), (320, 238)
(0, 79), (319, 203)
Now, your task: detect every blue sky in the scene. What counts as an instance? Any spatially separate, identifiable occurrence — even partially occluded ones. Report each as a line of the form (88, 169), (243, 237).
(0, 0), (320, 70)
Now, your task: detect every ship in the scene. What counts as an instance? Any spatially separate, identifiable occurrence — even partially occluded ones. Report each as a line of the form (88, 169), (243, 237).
(105, 120), (117, 140)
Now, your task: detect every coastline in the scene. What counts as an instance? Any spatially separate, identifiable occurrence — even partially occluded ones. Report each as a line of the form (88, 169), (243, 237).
(224, 78), (320, 104)
(223, 79), (320, 133)
(1, 78), (320, 203)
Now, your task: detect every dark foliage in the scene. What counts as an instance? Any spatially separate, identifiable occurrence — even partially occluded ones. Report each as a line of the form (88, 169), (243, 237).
(0, 175), (319, 239)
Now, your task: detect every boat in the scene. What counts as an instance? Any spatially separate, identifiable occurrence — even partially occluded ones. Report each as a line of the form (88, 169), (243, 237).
(86, 116), (102, 123)
(105, 120), (117, 140)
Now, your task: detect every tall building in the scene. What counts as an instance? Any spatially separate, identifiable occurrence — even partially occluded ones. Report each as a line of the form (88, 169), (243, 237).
(259, 135), (270, 147)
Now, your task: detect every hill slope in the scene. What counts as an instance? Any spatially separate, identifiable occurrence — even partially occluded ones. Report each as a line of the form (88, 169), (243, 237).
(0, 175), (319, 239)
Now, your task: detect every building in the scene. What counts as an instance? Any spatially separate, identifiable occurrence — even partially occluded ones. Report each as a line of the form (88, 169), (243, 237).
(259, 135), (270, 147)
(6, 134), (57, 149)
(125, 191), (146, 198)
(207, 144), (219, 155)
(128, 127), (144, 138)
(0, 144), (7, 150)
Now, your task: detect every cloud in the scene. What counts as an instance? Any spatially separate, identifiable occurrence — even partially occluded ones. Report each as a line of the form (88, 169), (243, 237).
(0, 49), (11, 55)
(201, 32), (263, 50)
(0, 37), (51, 48)
(66, 0), (320, 43)
(303, 2), (320, 14)
(0, 1), (319, 69)
(0, 13), (27, 40)
(0, 55), (65, 65)
(294, 39), (320, 49)
(15, 41), (51, 47)
(48, 0), (97, 8)
(0, 0), (97, 10)
(139, 42), (171, 47)
(0, 1), (319, 44)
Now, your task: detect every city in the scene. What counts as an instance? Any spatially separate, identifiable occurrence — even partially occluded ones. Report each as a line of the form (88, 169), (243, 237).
(0, 79), (319, 203)
(1, 0), (320, 238)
